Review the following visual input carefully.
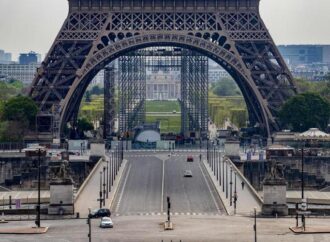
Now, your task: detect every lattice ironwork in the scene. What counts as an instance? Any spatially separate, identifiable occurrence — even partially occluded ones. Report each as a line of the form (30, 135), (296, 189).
(181, 49), (208, 137)
(104, 65), (116, 139)
(118, 53), (146, 134)
(29, 0), (297, 139)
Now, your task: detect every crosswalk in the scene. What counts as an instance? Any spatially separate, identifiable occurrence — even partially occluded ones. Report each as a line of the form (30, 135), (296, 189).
(113, 212), (223, 217)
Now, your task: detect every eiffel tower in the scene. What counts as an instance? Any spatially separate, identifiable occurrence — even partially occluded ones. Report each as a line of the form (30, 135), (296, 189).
(29, 0), (296, 139)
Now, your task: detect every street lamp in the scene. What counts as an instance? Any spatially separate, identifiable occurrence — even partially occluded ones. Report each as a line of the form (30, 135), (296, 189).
(225, 161), (228, 199)
(222, 157), (225, 192)
(103, 166), (106, 206)
(234, 171), (237, 214)
(99, 171), (103, 209)
(206, 135), (210, 163)
(253, 207), (257, 242)
(87, 208), (92, 242)
(230, 166), (233, 206)
(219, 151), (222, 185)
(36, 149), (42, 228)
(106, 158), (110, 195)
(24, 146), (46, 228)
(111, 151), (115, 186)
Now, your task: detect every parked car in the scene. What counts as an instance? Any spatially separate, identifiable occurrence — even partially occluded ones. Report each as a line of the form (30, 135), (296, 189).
(100, 217), (113, 228)
(183, 170), (193, 177)
(89, 208), (111, 218)
(187, 156), (194, 162)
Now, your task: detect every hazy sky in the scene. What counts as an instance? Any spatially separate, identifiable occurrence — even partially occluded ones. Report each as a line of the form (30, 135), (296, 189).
(1, 0), (330, 60)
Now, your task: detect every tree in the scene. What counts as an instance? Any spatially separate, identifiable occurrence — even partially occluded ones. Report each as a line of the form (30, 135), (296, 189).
(211, 78), (241, 97)
(0, 96), (38, 142)
(2, 95), (38, 129)
(90, 85), (104, 95)
(85, 90), (92, 102)
(76, 117), (94, 137)
(279, 92), (330, 132)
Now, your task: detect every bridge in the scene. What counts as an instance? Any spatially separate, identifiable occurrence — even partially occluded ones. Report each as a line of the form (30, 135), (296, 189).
(74, 148), (262, 217)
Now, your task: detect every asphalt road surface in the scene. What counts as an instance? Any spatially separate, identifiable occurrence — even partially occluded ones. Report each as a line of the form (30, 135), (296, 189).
(112, 151), (225, 216)
(2, 216), (330, 242)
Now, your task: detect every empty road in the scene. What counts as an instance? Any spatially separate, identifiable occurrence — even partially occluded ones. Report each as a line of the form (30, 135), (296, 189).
(112, 151), (225, 216)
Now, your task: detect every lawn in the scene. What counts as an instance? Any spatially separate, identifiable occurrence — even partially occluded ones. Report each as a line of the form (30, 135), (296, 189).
(146, 115), (181, 133)
(146, 100), (181, 113)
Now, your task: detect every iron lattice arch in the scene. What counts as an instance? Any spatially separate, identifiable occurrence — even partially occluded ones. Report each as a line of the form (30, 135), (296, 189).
(29, 0), (297, 139)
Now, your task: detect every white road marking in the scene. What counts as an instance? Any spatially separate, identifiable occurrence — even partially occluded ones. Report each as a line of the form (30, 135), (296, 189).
(160, 157), (166, 213)
(115, 163), (132, 212)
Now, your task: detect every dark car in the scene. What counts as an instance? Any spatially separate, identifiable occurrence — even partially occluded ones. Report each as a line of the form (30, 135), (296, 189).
(89, 208), (111, 218)
(187, 156), (194, 162)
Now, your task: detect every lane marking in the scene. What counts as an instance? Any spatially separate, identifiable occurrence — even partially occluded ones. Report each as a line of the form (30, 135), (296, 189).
(199, 161), (221, 213)
(161, 157), (165, 213)
(114, 163), (132, 212)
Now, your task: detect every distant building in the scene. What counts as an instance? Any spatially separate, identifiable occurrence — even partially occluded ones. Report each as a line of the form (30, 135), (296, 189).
(19, 51), (38, 65)
(208, 60), (231, 83)
(278, 45), (330, 80)
(146, 70), (181, 100)
(0, 49), (12, 64)
(0, 63), (39, 84)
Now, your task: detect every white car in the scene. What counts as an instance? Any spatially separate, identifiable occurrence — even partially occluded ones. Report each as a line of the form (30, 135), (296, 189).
(100, 217), (113, 228)
(183, 170), (193, 177)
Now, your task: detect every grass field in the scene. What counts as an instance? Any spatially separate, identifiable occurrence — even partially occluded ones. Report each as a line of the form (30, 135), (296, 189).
(146, 100), (181, 113)
(146, 100), (182, 133)
(146, 115), (181, 133)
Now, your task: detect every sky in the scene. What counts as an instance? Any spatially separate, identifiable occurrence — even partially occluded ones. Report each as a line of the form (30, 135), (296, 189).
(0, 0), (330, 61)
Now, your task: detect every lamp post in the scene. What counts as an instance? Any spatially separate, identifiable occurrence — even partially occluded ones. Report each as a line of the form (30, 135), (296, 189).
(301, 144), (305, 200)
(103, 166), (106, 206)
(219, 151), (222, 185)
(206, 135), (210, 164)
(87, 208), (92, 242)
(254, 207), (257, 242)
(106, 159), (109, 197)
(213, 144), (216, 175)
(226, 162), (228, 199)
(222, 157), (225, 192)
(111, 151), (115, 186)
(99, 171), (102, 208)
(230, 166), (233, 206)
(300, 140), (306, 230)
(234, 171), (237, 214)
(36, 148), (41, 228)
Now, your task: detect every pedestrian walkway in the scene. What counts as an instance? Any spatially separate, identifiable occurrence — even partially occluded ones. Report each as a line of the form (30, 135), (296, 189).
(74, 155), (127, 218)
(203, 156), (263, 215)
(0, 190), (50, 206)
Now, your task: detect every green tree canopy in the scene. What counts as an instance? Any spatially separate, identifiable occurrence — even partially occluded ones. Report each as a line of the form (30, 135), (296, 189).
(77, 117), (94, 133)
(2, 95), (38, 128)
(211, 78), (241, 97)
(279, 92), (330, 132)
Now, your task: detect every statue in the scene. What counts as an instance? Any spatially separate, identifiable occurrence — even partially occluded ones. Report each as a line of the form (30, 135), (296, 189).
(265, 160), (286, 181)
(49, 160), (72, 181)
(262, 159), (288, 216)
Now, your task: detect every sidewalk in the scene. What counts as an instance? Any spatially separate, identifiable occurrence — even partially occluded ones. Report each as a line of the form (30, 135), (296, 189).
(0, 226), (48, 234)
(290, 226), (330, 234)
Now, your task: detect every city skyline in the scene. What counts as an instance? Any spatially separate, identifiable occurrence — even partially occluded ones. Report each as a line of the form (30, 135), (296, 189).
(0, 0), (330, 61)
